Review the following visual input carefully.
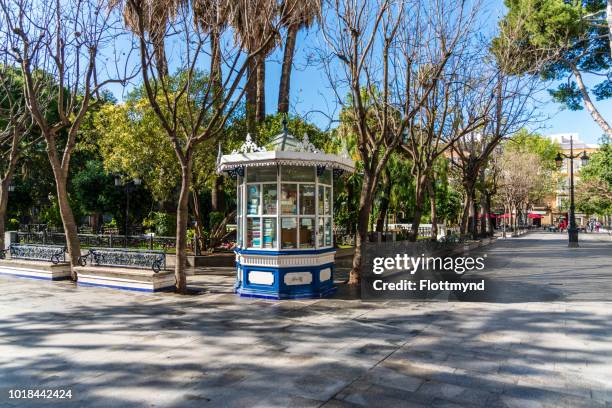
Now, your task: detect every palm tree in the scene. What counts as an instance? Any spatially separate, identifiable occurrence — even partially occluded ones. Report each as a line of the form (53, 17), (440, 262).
(228, 0), (281, 130)
(109, 0), (186, 77)
(277, 0), (321, 114)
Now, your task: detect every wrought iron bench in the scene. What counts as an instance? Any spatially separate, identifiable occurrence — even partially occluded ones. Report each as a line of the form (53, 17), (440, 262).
(79, 248), (166, 273)
(7, 244), (67, 264)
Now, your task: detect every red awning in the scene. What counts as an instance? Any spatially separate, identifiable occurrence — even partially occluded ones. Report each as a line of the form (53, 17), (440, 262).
(528, 213), (544, 219)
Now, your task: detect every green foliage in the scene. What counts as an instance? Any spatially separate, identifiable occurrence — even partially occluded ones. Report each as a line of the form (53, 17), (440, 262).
(209, 211), (225, 230)
(143, 212), (176, 236)
(577, 137), (612, 215)
(71, 160), (122, 215)
(505, 129), (560, 171)
(493, 0), (611, 110)
(7, 218), (19, 230)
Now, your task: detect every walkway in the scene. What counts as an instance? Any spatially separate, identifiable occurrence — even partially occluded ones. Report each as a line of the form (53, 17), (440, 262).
(0, 232), (610, 407)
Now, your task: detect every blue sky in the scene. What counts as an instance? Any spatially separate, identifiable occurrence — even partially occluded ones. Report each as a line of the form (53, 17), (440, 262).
(107, 0), (610, 145)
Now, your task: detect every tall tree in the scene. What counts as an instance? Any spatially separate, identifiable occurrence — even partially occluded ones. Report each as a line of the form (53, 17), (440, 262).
(120, 0), (282, 292)
(0, 65), (33, 250)
(277, 0), (321, 113)
(1, 0), (132, 271)
(494, 0), (612, 136)
(322, 0), (480, 283)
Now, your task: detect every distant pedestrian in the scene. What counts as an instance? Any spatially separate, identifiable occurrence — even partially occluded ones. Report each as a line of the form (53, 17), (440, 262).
(595, 221), (601, 232)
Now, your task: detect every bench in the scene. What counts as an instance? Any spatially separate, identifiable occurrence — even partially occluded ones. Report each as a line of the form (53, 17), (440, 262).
(9, 244), (67, 263)
(0, 244), (71, 281)
(74, 248), (173, 292)
(79, 248), (166, 272)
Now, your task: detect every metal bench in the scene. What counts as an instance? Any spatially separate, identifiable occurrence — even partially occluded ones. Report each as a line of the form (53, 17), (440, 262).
(7, 244), (67, 264)
(79, 248), (166, 273)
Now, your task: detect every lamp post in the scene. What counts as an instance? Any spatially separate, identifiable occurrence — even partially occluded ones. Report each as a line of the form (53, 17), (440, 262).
(115, 176), (142, 244)
(555, 135), (589, 248)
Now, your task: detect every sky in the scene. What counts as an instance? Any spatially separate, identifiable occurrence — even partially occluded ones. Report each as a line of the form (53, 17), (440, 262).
(106, 0), (610, 146)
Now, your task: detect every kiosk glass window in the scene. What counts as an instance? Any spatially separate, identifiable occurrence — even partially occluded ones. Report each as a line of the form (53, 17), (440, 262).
(299, 185), (316, 215)
(247, 218), (261, 248)
(281, 218), (297, 249)
(281, 184), (298, 215)
(262, 184), (277, 215)
(282, 166), (315, 182)
(299, 218), (315, 248)
(247, 166), (277, 182)
(247, 185), (260, 215)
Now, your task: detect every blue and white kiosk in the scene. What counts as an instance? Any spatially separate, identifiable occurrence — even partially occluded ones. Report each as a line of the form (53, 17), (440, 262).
(217, 127), (354, 299)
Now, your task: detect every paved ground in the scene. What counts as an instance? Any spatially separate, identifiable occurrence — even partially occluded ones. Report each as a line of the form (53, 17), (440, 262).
(0, 232), (611, 407)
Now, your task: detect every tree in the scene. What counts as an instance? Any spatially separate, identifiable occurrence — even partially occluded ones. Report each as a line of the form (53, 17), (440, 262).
(321, 0), (481, 283)
(576, 137), (612, 218)
(1, 0), (131, 272)
(494, 0), (612, 136)
(496, 149), (547, 231)
(119, 0), (283, 292)
(0, 64), (32, 250)
(277, 0), (321, 114)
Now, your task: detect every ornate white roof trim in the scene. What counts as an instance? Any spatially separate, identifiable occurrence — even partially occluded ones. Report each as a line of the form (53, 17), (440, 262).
(297, 133), (319, 153)
(216, 150), (355, 174)
(232, 134), (267, 154)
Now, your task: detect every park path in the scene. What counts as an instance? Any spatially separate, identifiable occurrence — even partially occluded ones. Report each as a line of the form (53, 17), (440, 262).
(0, 232), (610, 407)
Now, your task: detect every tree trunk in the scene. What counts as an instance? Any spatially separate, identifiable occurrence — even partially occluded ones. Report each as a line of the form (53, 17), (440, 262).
(255, 55), (266, 123)
(349, 174), (374, 285)
(479, 170), (487, 237)
(347, 180), (355, 235)
(246, 59), (258, 133)
(0, 179), (10, 251)
(460, 194), (469, 236)
(375, 168), (391, 233)
(48, 155), (81, 277)
(278, 23), (298, 114)
(427, 178), (437, 241)
(570, 64), (612, 136)
(175, 158), (193, 293)
(408, 174), (427, 242)
(191, 187), (205, 255)
(211, 30), (223, 106)
(471, 188), (478, 240)
(211, 175), (224, 212)
(485, 194), (493, 236)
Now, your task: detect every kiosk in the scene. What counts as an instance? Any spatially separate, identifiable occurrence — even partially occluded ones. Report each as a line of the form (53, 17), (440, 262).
(217, 125), (354, 299)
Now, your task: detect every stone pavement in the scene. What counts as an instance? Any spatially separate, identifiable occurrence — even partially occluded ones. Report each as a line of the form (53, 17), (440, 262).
(0, 232), (610, 407)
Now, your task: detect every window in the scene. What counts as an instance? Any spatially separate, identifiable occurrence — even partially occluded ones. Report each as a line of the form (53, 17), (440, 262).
(299, 218), (315, 248)
(239, 165), (334, 250)
(263, 184), (277, 215)
(317, 170), (333, 248)
(281, 184), (298, 215)
(236, 176), (243, 248)
(282, 166), (315, 182)
(281, 218), (297, 249)
(247, 218), (261, 248)
(245, 167), (278, 249)
(247, 166), (277, 182)
(247, 185), (260, 215)
(299, 185), (316, 215)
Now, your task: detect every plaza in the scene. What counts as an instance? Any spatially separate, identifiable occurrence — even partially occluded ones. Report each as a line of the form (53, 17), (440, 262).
(1, 231), (611, 408)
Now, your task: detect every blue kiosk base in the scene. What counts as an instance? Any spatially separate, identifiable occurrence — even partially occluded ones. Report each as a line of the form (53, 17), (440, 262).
(234, 249), (337, 300)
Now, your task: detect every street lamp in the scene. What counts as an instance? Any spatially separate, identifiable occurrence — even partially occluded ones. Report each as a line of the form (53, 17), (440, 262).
(555, 135), (589, 248)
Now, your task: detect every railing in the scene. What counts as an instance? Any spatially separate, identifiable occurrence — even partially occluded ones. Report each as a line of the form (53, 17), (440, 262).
(15, 232), (178, 253)
(8, 244), (67, 264)
(79, 248), (166, 273)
